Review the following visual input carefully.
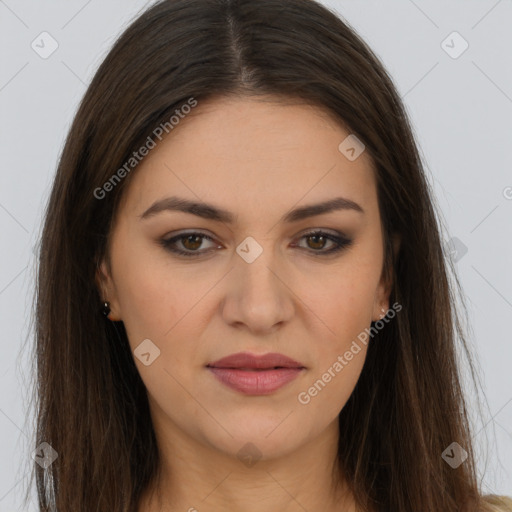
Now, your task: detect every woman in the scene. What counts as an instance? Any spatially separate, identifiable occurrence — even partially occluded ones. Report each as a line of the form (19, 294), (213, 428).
(29, 0), (512, 510)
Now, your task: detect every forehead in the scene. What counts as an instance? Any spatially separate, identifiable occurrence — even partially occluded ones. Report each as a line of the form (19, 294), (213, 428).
(118, 95), (377, 222)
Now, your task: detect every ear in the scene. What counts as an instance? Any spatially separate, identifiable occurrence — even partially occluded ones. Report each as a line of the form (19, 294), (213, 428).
(95, 257), (121, 321)
(372, 233), (401, 322)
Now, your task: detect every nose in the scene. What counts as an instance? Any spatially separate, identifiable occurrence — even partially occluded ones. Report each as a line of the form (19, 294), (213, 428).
(220, 242), (295, 335)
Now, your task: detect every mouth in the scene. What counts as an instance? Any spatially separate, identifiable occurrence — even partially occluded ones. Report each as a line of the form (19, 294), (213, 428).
(206, 352), (306, 395)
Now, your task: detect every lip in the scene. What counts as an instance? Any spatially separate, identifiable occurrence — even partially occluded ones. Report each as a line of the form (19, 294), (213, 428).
(208, 352), (305, 370)
(206, 352), (306, 395)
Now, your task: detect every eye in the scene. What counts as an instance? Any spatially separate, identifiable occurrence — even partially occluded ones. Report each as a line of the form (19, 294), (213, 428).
(160, 232), (221, 257)
(159, 230), (353, 258)
(292, 230), (353, 255)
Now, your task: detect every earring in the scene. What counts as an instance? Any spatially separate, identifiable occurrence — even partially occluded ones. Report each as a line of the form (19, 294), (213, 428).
(102, 301), (111, 317)
(379, 307), (387, 319)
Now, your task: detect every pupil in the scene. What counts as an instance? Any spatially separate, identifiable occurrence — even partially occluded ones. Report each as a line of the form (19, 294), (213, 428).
(184, 235), (201, 250)
(308, 234), (325, 250)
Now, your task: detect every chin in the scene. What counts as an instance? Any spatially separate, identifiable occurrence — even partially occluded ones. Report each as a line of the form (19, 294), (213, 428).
(198, 416), (308, 463)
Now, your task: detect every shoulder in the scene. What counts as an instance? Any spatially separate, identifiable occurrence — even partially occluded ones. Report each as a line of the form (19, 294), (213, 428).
(480, 495), (512, 512)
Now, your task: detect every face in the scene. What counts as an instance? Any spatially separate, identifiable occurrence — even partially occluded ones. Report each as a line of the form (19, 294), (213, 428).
(97, 95), (394, 462)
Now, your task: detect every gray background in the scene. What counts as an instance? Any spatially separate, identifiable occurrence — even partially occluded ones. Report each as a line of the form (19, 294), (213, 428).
(0, 0), (511, 509)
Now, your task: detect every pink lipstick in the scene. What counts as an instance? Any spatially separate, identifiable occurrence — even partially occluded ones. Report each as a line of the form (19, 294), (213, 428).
(206, 352), (305, 395)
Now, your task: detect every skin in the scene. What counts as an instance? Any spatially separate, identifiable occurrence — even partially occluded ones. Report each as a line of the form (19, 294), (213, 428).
(96, 95), (398, 512)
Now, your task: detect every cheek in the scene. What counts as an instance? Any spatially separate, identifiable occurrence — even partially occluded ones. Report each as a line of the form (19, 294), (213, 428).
(293, 258), (378, 410)
(299, 259), (379, 347)
(296, 276), (372, 418)
(117, 272), (175, 340)
(297, 347), (367, 421)
(112, 248), (218, 382)
(111, 242), (186, 349)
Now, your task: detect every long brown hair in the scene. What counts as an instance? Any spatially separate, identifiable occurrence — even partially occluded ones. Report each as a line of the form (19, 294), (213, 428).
(26, 0), (509, 510)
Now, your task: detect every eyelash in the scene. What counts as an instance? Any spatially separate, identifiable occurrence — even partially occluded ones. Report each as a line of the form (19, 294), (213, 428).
(159, 230), (353, 257)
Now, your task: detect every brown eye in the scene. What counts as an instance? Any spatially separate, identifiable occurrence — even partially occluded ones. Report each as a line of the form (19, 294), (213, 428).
(305, 233), (330, 250)
(181, 234), (204, 251)
(294, 230), (353, 255)
(160, 232), (219, 256)
(160, 230), (352, 258)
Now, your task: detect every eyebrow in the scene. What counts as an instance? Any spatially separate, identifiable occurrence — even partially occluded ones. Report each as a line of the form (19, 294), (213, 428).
(138, 195), (364, 223)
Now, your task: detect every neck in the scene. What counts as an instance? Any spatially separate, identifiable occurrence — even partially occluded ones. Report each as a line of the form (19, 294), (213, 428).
(138, 416), (357, 512)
